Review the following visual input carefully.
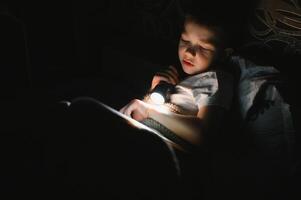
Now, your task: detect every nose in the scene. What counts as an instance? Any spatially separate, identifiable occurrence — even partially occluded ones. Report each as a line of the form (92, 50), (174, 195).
(185, 46), (197, 56)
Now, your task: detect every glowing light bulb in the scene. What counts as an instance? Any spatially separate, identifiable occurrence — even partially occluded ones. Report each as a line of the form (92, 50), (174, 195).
(150, 92), (165, 104)
(149, 81), (174, 105)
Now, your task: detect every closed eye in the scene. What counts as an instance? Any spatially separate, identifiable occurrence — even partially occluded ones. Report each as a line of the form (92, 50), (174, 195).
(198, 45), (214, 53)
(199, 45), (210, 52)
(180, 38), (190, 44)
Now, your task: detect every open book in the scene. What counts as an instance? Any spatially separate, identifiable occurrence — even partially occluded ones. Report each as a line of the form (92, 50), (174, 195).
(67, 96), (182, 149)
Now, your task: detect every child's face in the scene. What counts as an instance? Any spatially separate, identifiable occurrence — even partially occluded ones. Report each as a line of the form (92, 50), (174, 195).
(178, 21), (217, 75)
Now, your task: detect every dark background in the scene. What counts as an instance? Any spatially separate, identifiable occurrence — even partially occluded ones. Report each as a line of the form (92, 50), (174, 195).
(1, 0), (299, 105)
(0, 1), (258, 106)
(0, 0), (300, 199)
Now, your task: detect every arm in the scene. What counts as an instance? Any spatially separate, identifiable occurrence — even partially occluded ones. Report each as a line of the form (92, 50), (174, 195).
(148, 104), (226, 146)
(120, 99), (226, 146)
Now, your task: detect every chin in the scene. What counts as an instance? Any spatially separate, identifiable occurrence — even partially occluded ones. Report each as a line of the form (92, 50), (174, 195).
(183, 70), (194, 75)
(183, 66), (201, 75)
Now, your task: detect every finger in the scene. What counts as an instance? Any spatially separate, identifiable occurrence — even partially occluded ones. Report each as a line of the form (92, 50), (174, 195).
(151, 75), (170, 90)
(156, 72), (174, 82)
(168, 65), (179, 77)
(133, 100), (149, 120)
(119, 102), (131, 113)
(123, 103), (134, 117)
(165, 70), (179, 84)
(157, 71), (178, 85)
(124, 99), (139, 117)
(119, 105), (126, 113)
(158, 66), (179, 84)
(121, 107), (131, 117)
(167, 66), (180, 83)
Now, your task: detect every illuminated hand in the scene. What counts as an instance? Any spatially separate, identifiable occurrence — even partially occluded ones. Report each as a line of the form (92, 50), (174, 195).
(151, 65), (179, 90)
(119, 99), (151, 121)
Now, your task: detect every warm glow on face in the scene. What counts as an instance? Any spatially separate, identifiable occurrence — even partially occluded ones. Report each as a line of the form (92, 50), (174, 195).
(178, 21), (216, 75)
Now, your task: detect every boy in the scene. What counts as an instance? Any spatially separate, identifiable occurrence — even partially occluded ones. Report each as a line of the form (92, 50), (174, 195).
(120, 14), (233, 150)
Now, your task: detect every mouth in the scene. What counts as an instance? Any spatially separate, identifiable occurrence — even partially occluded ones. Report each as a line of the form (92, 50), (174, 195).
(182, 59), (194, 67)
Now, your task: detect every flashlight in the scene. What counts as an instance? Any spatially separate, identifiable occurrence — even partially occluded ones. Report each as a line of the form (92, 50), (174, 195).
(150, 81), (175, 105)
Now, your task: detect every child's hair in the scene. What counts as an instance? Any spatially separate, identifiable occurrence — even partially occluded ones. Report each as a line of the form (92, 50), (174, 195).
(179, 1), (254, 51)
(176, 8), (239, 74)
(178, 4), (239, 67)
(180, 13), (229, 67)
(182, 14), (228, 52)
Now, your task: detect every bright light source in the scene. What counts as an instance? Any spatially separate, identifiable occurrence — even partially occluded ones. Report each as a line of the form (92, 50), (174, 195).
(149, 81), (174, 105)
(150, 92), (165, 104)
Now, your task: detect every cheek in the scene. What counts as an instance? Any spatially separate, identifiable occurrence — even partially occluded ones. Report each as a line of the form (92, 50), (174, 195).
(194, 55), (212, 70)
(178, 47), (185, 59)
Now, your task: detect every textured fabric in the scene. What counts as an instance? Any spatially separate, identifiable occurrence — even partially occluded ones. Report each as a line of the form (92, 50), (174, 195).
(231, 56), (280, 119)
(230, 55), (296, 173)
(170, 70), (234, 115)
(247, 0), (301, 55)
(141, 118), (197, 152)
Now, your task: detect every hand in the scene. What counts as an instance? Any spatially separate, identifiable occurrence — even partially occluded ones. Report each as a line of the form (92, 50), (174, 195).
(119, 99), (151, 121)
(151, 65), (179, 90)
